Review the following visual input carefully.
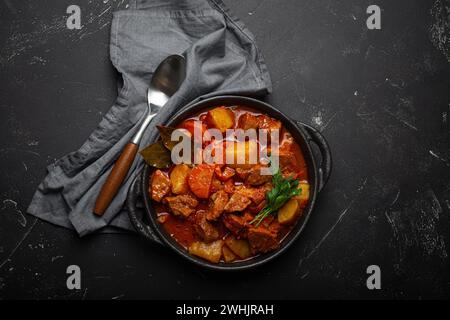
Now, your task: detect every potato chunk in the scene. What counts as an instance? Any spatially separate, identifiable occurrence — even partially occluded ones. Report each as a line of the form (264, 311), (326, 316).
(224, 235), (252, 259)
(294, 182), (310, 208)
(205, 106), (235, 133)
(222, 245), (237, 263)
(188, 240), (224, 263)
(170, 164), (191, 194)
(277, 198), (300, 225)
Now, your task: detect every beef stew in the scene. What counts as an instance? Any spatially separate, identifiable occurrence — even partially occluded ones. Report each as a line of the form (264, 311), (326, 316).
(148, 106), (310, 263)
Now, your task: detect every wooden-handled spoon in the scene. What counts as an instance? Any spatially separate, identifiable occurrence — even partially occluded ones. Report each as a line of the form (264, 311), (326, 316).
(93, 55), (186, 216)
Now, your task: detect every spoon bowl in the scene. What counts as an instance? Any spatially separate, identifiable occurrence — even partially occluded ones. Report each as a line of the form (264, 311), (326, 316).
(149, 54), (186, 107)
(132, 55), (186, 144)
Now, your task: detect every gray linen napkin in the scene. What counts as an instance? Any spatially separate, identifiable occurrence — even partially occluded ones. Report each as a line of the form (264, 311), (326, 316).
(27, 0), (272, 236)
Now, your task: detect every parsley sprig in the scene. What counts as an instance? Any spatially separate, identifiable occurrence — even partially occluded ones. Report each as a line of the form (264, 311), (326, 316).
(250, 170), (301, 226)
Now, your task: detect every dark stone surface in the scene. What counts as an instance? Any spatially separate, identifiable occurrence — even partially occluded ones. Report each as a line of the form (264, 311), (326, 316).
(0, 0), (449, 299)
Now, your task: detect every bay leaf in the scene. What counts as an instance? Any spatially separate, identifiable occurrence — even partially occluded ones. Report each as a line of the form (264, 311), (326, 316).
(139, 140), (171, 169)
(157, 125), (178, 151)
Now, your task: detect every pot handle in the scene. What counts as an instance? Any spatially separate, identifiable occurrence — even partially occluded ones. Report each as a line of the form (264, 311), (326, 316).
(126, 172), (163, 245)
(295, 121), (332, 192)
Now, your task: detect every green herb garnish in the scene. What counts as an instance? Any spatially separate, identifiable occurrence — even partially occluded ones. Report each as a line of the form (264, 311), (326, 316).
(250, 170), (301, 226)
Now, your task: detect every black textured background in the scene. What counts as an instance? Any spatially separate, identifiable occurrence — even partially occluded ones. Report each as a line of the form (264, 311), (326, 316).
(0, 0), (449, 299)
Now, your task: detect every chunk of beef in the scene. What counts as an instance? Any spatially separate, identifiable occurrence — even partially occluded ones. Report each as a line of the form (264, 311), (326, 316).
(193, 210), (219, 242)
(257, 115), (282, 133)
(235, 185), (266, 204)
(207, 190), (229, 221)
(247, 226), (279, 254)
(214, 166), (236, 181)
(223, 179), (234, 193)
(246, 200), (266, 214)
(237, 113), (281, 134)
(224, 193), (252, 212)
(163, 194), (198, 218)
(246, 165), (272, 186)
(150, 170), (171, 202)
(268, 220), (281, 235)
(269, 147), (299, 178)
(256, 215), (281, 235)
(210, 177), (223, 193)
(237, 113), (260, 130)
(235, 167), (250, 180)
(222, 213), (252, 236)
(280, 151), (298, 173)
(259, 214), (275, 227)
(277, 138), (304, 177)
(279, 134), (294, 152)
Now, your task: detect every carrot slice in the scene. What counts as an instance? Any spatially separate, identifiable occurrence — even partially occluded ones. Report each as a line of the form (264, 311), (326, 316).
(188, 164), (215, 199)
(180, 119), (207, 138)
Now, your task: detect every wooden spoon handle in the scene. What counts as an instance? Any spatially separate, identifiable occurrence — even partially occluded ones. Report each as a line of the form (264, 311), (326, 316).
(93, 142), (139, 216)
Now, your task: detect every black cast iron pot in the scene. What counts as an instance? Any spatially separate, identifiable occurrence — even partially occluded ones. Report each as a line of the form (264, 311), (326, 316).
(126, 95), (332, 271)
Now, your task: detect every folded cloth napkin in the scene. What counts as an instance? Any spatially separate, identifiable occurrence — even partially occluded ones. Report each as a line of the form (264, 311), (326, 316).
(27, 0), (272, 236)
